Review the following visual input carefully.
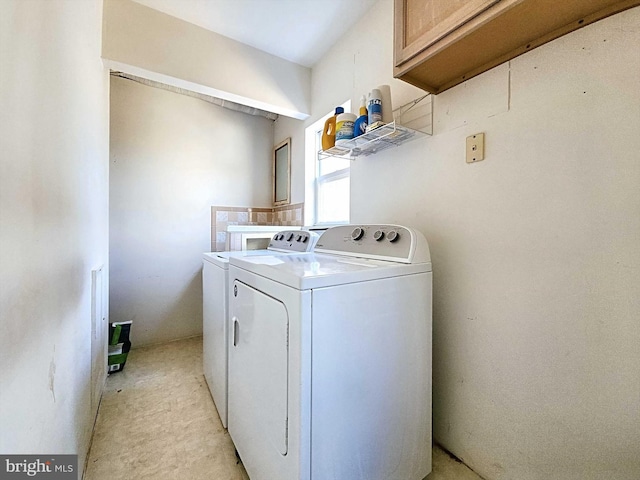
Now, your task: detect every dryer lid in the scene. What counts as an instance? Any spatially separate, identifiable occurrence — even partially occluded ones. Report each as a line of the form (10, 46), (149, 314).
(229, 250), (430, 290)
(203, 249), (273, 268)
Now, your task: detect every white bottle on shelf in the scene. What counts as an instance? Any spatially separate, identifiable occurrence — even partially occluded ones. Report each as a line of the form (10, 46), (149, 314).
(335, 112), (357, 145)
(377, 84), (393, 124)
(367, 88), (383, 127)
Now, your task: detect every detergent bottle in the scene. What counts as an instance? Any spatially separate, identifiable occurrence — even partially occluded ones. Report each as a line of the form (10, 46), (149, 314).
(321, 106), (344, 150)
(335, 112), (357, 145)
(367, 88), (383, 128)
(353, 95), (368, 137)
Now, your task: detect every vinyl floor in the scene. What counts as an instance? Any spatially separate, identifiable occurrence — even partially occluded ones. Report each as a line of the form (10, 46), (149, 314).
(84, 336), (482, 480)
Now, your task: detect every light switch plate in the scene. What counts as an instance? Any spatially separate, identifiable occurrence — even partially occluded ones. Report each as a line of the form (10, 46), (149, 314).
(466, 133), (485, 163)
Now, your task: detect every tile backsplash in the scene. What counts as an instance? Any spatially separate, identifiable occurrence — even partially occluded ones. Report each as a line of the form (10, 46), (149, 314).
(211, 203), (304, 251)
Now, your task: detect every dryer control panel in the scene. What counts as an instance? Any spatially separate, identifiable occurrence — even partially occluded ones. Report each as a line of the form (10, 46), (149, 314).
(314, 224), (431, 264)
(268, 230), (318, 252)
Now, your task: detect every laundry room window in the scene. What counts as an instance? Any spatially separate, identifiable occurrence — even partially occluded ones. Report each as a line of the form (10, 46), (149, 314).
(305, 102), (350, 226)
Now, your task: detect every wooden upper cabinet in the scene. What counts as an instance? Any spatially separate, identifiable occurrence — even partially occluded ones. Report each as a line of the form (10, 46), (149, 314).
(395, 0), (500, 66)
(394, 0), (640, 94)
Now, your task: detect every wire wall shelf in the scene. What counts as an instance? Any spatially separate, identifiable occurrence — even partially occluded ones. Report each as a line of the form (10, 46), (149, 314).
(318, 94), (432, 161)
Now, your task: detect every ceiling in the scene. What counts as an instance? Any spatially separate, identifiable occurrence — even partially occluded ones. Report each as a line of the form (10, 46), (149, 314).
(131, 0), (379, 68)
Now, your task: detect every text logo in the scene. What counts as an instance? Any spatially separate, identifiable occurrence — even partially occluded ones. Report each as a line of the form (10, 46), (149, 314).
(1, 456), (77, 479)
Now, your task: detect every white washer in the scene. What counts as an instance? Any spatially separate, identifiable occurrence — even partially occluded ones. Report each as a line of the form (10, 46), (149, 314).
(227, 224), (432, 480)
(202, 230), (318, 428)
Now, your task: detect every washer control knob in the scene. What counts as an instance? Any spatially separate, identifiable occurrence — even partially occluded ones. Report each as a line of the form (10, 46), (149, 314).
(301, 235), (308, 243)
(373, 230), (385, 241)
(387, 230), (400, 242)
(296, 235), (303, 242)
(286, 233), (294, 242)
(351, 227), (365, 241)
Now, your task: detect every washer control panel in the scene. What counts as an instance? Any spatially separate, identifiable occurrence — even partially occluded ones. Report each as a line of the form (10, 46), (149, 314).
(314, 224), (430, 264)
(268, 230), (318, 252)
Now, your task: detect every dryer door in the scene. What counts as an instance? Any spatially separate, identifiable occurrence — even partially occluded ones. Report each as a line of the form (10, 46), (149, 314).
(229, 280), (289, 456)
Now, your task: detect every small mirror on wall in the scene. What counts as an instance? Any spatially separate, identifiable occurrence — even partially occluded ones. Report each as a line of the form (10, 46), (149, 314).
(273, 138), (291, 206)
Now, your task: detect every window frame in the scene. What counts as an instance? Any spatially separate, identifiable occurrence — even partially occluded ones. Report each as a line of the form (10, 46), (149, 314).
(305, 100), (351, 227)
(314, 129), (350, 226)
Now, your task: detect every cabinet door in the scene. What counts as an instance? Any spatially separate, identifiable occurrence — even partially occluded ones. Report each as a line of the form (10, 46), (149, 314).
(394, 0), (499, 66)
(394, 0), (637, 94)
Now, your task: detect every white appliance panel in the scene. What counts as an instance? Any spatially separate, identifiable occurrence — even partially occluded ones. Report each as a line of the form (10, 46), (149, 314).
(230, 281), (289, 455)
(202, 258), (228, 426)
(228, 265), (312, 480)
(228, 252), (430, 290)
(226, 225), (299, 251)
(314, 224), (430, 263)
(226, 225), (432, 480)
(310, 273), (432, 479)
(202, 230), (317, 429)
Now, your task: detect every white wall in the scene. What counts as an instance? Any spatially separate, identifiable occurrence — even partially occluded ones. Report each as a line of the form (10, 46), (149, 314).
(109, 76), (274, 346)
(0, 0), (109, 474)
(285, 1), (640, 479)
(103, 0), (311, 119)
(274, 115), (306, 205)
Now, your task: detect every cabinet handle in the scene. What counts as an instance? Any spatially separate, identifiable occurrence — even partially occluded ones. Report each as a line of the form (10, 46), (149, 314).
(233, 317), (239, 346)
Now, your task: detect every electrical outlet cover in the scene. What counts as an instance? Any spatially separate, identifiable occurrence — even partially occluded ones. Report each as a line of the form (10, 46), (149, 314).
(466, 133), (485, 163)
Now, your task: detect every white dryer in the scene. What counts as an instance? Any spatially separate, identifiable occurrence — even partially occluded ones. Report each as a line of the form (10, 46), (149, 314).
(227, 224), (432, 480)
(202, 230), (317, 428)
